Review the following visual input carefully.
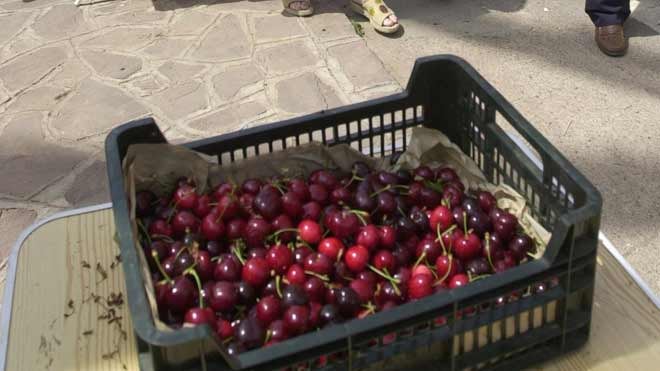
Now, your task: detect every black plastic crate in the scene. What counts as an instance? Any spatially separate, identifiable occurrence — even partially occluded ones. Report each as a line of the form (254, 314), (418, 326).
(105, 55), (601, 371)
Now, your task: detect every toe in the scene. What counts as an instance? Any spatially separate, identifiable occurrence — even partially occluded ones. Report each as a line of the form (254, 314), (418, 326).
(383, 15), (398, 27)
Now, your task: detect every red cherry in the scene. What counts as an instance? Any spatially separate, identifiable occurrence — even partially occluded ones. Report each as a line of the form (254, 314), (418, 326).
(174, 184), (198, 209)
(356, 225), (380, 251)
(378, 226), (396, 249)
(304, 252), (333, 275)
(304, 277), (326, 302)
(435, 255), (459, 280)
(344, 245), (369, 273)
(281, 192), (303, 219)
(449, 274), (469, 289)
(308, 302), (323, 328)
(429, 206), (453, 232)
(149, 219), (172, 237)
(172, 210), (199, 236)
(286, 264), (306, 286)
(184, 307), (217, 329)
(201, 213), (224, 240)
(266, 244), (293, 274)
(193, 194), (212, 217)
(268, 319), (289, 342)
(349, 279), (373, 303)
(288, 178), (310, 202)
(241, 257), (270, 288)
(408, 274), (433, 300)
(411, 264), (434, 279)
(244, 217), (272, 249)
(371, 250), (396, 273)
(301, 201), (322, 220)
(309, 184), (329, 205)
(415, 238), (443, 263)
(217, 194), (239, 221)
(453, 233), (481, 261)
(217, 319), (234, 340)
(477, 191), (497, 213)
(256, 295), (282, 326)
(209, 281), (237, 312)
(283, 305), (310, 335)
(298, 219), (322, 244)
(195, 250), (214, 282)
(271, 214), (294, 242)
(225, 218), (246, 240)
(318, 237), (345, 261)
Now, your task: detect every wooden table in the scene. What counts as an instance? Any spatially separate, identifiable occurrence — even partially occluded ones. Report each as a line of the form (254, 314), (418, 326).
(1, 204), (659, 371)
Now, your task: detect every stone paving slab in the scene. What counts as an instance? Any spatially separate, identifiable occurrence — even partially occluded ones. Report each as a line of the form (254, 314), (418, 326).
(0, 0), (400, 288)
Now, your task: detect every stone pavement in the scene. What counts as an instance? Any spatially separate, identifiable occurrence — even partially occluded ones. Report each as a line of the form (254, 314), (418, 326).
(0, 0), (401, 301)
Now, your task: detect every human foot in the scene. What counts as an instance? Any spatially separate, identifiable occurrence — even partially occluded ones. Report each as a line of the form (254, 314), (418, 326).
(350, 0), (400, 34)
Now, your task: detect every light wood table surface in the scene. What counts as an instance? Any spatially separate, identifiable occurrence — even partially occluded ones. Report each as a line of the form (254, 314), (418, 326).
(1, 205), (659, 370)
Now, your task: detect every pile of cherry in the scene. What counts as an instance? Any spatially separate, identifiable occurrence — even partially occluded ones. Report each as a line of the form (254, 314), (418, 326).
(136, 161), (536, 355)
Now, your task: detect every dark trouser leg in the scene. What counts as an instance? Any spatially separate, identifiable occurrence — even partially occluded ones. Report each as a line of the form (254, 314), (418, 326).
(585, 0), (631, 26)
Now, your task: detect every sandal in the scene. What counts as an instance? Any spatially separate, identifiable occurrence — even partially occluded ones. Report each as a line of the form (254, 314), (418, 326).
(350, 0), (400, 34)
(282, 0), (314, 17)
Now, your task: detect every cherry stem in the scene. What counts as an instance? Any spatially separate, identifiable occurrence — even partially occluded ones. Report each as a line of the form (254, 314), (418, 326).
(322, 229), (331, 238)
(469, 274), (491, 282)
(336, 248), (344, 263)
(275, 275), (283, 298)
(437, 254), (453, 283)
(151, 250), (172, 283)
(166, 200), (179, 224)
(413, 252), (427, 269)
(215, 193), (237, 223)
(304, 271), (330, 282)
(174, 243), (190, 260)
(265, 329), (272, 344)
(436, 225), (447, 256)
(369, 185), (391, 198)
(441, 198), (451, 208)
(232, 245), (245, 265)
(184, 267), (204, 308)
(348, 209), (368, 226)
(211, 256), (221, 262)
(367, 264), (401, 287)
(463, 212), (468, 235)
(361, 302), (376, 315)
(152, 234), (174, 243)
(137, 220), (152, 246)
(269, 228), (299, 239)
(271, 182), (286, 195)
(485, 232), (495, 271)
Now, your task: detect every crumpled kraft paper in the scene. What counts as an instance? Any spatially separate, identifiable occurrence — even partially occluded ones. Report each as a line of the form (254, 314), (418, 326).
(123, 127), (550, 330)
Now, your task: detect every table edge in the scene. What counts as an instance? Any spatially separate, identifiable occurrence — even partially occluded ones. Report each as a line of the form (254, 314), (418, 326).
(0, 203), (113, 371)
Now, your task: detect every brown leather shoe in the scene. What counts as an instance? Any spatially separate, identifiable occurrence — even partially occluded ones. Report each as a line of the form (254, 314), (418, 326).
(595, 25), (628, 57)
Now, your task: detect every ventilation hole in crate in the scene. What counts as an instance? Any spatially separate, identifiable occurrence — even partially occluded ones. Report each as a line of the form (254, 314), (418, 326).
(383, 113), (392, 126)
(350, 141), (360, 152)
(372, 115), (381, 129)
(405, 107), (414, 121)
(300, 133), (312, 145)
(394, 129), (405, 151)
(220, 152), (231, 165)
(394, 110), (404, 123)
(246, 146), (256, 158)
(416, 105), (424, 120)
(361, 138), (370, 154)
(567, 193), (575, 208)
(338, 123), (348, 139)
(360, 118), (369, 132)
(232, 149), (244, 162)
(258, 142), (269, 155)
(311, 130), (323, 143)
(349, 121), (359, 135)
(272, 139), (284, 151)
(324, 127), (334, 143)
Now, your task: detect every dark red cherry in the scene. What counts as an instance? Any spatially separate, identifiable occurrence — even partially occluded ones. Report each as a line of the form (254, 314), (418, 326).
(209, 281), (237, 313)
